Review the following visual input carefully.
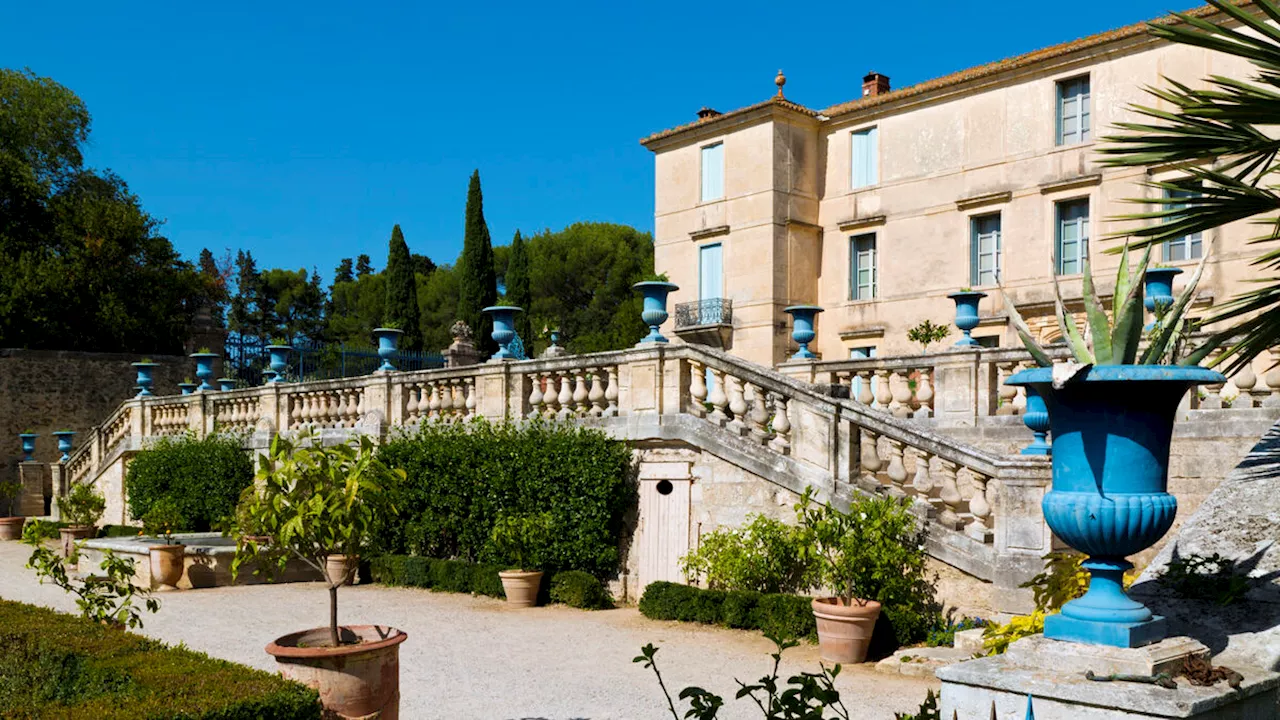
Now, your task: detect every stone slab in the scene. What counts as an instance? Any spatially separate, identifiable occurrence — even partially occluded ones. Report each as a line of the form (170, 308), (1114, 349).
(1005, 635), (1209, 677)
(875, 645), (974, 678)
(954, 628), (986, 655)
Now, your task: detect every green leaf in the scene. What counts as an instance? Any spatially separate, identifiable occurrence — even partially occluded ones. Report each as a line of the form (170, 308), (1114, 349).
(1143, 248), (1211, 363)
(1051, 268), (1094, 364)
(1110, 244), (1151, 364)
(998, 283), (1053, 367)
(1113, 240), (1133, 319)
(1081, 255), (1113, 364)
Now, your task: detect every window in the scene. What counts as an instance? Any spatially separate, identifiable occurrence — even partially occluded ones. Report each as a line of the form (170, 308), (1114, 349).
(848, 346), (877, 359)
(1163, 188), (1203, 261)
(1055, 199), (1090, 275)
(975, 336), (1001, 349)
(698, 243), (723, 300)
(1056, 76), (1091, 146)
(851, 127), (879, 189)
(700, 143), (724, 202)
(850, 233), (878, 300)
(970, 214), (1002, 286)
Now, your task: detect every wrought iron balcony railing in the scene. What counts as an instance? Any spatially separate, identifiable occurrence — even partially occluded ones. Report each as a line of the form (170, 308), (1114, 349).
(675, 298), (733, 329)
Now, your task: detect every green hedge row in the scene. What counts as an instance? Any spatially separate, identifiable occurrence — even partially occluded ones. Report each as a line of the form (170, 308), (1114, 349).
(369, 555), (612, 610)
(638, 581), (816, 641)
(0, 600), (319, 719)
(125, 433), (253, 531)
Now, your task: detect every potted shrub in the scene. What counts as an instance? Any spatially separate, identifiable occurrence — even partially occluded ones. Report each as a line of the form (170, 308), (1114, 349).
(231, 433), (406, 719)
(57, 483), (105, 559)
(1004, 246), (1223, 647)
(0, 478), (24, 540)
(143, 497), (186, 591)
(489, 511), (553, 608)
(228, 486), (270, 546)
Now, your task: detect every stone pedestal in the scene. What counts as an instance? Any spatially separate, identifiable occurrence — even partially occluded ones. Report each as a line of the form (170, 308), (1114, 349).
(939, 636), (1279, 719)
(17, 461), (47, 516)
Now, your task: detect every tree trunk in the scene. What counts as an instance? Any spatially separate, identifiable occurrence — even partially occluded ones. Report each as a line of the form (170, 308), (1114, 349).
(328, 584), (339, 647)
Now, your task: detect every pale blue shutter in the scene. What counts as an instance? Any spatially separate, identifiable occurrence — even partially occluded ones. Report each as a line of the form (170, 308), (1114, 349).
(699, 244), (723, 300)
(701, 143), (724, 201)
(851, 128), (878, 189)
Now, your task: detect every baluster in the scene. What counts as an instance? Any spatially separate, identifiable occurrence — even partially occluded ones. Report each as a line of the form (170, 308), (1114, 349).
(910, 448), (935, 519)
(708, 368), (730, 425)
(890, 371), (913, 418)
(557, 372), (573, 420)
(541, 373), (558, 418)
(966, 470), (993, 543)
(452, 380), (466, 420)
(996, 362), (1019, 415)
(603, 366), (619, 417)
(914, 369), (934, 419)
(689, 360), (708, 417)
(465, 379), (477, 418)
(589, 369), (606, 417)
(747, 383), (770, 444)
(573, 370), (590, 416)
(403, 383), (418, 422)
(439, 380), (454, 418)
(338, 389), (353, 426)
(1266, 350), (1280, 408)
(855, 371), (874, 407)
(768, 393), (791, 454)
(527, 372), (544, 419)
(858, 431), (883, 493)
(937, 460), (964, 530)
(873, 370), (891, 411)
(1201, 363), (1226, 409)
(426, 382), (440, 419)
(352, 390), (364, 426)
(885, 439), (908, 497)
(726, 375), (748, 435)
(319, 392), (333, 427)
(1232, 364), (1258, 408)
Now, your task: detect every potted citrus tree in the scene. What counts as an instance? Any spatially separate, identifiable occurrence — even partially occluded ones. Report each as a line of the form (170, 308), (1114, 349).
(57, 483), (105, 559)
(232, 433), (406, 719)
(489, 511), (552, 607)
(0, 478), (24, 541)
(142, 497), (186, 591)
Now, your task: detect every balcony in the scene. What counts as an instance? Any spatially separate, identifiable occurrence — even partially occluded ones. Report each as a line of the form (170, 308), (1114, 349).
(674, 298), (733, 349)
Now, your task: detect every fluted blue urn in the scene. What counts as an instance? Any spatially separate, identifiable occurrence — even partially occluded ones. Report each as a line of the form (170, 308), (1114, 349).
(132, 361), (159, 397)
(1021, 386), (1051, 456)
(217, 377), (236, 392)
(783, 305), (824, 360)
(482, 306), (523, 360)
(632, 281), (679, 344)
(372, 328), (404, 371)
(178, 382), (198, 395)
(52, 431), (76, 463)
(1143, 267), (1183, 331)
(1006, 365), (1224, 648)
(190, 352), (219, 391)
(948, 291), (987, 347)
(266, 345), (292, 384)
(18, 433), (37, 462)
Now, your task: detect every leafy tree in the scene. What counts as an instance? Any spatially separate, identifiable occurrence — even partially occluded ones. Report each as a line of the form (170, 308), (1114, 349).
(229, 250), (264, 340)
(418, 264), (459, 352)
(258, 267), (325, 344)
(333, 258), (354, 285)
(197, 248), (229, 327)
(906, 319), (950, 353)
(355, 254), (374, 278)
(410, 252), (436, 278)
(457, 170), (498, 355)
(0, 68), (90, 186)
(384, 224), (423, 350)
(505, 230), (533, 343)
(325, 272), (386, 345)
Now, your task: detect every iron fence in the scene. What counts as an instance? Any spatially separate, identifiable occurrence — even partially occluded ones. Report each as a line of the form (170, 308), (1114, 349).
(224, 336), (444, 387)
(675, 298), (733, 329)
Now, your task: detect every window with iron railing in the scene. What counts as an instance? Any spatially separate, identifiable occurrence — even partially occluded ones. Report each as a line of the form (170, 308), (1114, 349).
(675, 298), (733, 328)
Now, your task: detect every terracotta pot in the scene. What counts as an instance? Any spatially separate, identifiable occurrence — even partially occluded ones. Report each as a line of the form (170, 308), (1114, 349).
(149, 544), (185, 591)
(267, 625), (407, 719)
(811, 597), (882, 664)
(326, 554), (358, 586)
(499, 569), (543, 607)
(0, 516), (25, 541)
(59, 525), (94, 559)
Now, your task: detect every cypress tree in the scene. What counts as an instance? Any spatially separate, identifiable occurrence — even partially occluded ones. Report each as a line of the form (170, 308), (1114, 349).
(333, 258), (354, 284)
(384, 224), (423, 350)
(506, 230), (532, 345)
(456, 170), (498, 355)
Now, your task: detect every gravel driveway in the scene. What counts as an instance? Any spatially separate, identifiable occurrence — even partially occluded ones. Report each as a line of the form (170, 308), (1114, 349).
(0, 541), (937, 719)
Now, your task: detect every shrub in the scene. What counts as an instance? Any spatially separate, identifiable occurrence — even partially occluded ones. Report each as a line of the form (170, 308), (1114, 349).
(488, 511), (553, 571)
(21, 521), (158, 629)
(373, 419), (635, 578)
(0, 599), (319, 719)
(550, 570), (612, 609)
(679, 514), (813, 594)
(638, 581), (816, 642)
(58, 483), (105, 528)
(721, 590), (762, 629)
(125, 433), (252, 532)
(431, 559), (476, 593)
(751, 594), (816, 641)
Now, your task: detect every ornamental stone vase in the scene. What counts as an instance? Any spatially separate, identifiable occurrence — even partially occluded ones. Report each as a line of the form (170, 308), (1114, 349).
(632, 281), (679, 344)
(784, 305), (824, 360)
(1143, 267), (1183, 331)
(52, 431), (76, 463)
(217, 377), (237, 392)
(948, 291), (987, 347)
(132, 361), (159, 397)
(1020, 387), (1050, 456)
(482, 307), (523, 361)
(1006, 365), (1223, 648)
(372, 328), (404, 372)
(266, 345), (292, 384)
(18, 433), (37, 462)
(190, 352), (219, 391)
(178, 382), (198, 395)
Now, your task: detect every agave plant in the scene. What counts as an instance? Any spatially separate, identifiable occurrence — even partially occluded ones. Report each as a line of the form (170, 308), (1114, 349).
(1003, 244), (1210, 368)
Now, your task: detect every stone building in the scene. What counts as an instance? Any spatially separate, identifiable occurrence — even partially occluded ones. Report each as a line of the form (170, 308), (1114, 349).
(642, 4), (1259, 368)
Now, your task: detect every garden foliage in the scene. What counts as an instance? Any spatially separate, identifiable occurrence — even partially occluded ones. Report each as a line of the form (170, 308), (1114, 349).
(369, 555), (611, 609)
(125, 432), (252, 532)
(0, 599), (319, 719)
(373, 419), (635, 578)
(638, 581), (816, 641)
(679, 514), (813, 594)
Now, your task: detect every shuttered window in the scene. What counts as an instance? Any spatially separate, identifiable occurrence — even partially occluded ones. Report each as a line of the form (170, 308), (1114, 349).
(699, 243), (723, 300)
(850, 233), (878, 300)
(1056, 199), (1090, 275)
(700, 143), (724, 202)
(970, 214), (1002, 287)
(1163, 188), (1203, 261)
(1057, 76), (1091, 146)
(851, 127), (879, 189)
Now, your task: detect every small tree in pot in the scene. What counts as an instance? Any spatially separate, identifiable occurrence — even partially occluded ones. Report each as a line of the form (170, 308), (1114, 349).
(488, 511), (553, 607)
(57, 483), (105, 559)
(142, 497), (186, 591)
(231, 433), (406, 719)
(0, 478), (24, 540)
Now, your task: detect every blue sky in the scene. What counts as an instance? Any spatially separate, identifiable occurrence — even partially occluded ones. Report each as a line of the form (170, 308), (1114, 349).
(2, 1), (1186, 281)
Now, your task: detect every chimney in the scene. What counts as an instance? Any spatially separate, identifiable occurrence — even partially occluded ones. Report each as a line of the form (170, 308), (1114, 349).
(862, 72), (890, 98)
(696, 107), (722, 120)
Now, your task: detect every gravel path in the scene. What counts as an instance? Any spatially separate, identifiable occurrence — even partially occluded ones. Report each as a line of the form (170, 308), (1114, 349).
(0, 542), (937, 719)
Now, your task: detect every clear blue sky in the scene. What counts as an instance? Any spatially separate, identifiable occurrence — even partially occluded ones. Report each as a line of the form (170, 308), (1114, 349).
(2, 0), (1187, 281)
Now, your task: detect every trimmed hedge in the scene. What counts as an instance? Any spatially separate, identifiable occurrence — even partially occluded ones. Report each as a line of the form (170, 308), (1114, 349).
(373, 420), (635, 578)
(125, 433), (253, 531)
(370, 555), (611, 609)
(638, 581), (816, 641)
(0, 599), (319, 719)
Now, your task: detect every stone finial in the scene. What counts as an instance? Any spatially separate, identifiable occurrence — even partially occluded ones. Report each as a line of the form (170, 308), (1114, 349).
(775, 69), (786, 98)
(450, 320), (473, 343)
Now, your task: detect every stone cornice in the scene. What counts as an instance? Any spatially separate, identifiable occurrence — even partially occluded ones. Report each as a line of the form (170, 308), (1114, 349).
(956, 191), (1013, 212)
(689, 225), (730, 240)
(836, 214), (886, 232)
(1039, 173), (1102, 195)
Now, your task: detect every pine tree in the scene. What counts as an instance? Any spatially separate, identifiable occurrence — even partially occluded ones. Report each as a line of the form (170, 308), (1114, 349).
(333, 258), (354, 284)
(456, 170), (498, 354)
(506, 230), (532, 345)
(355, 254), (374, 278)
(384, 224), (423, 350)
(229, 249), (263, 340)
